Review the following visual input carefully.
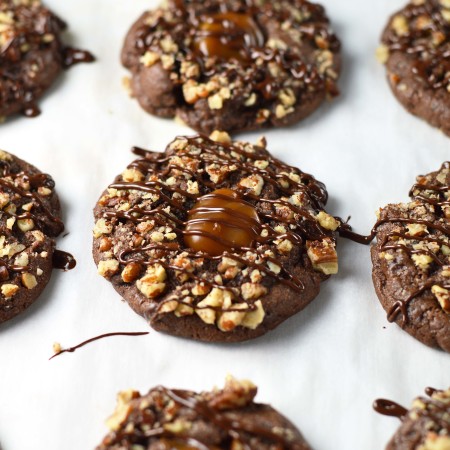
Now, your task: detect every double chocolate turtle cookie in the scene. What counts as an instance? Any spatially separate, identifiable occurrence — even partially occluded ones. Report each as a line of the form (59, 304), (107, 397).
(378, 0), (450, 137)
(0, 0), (94, 120)
(121, 0), (341, 134)
(96, 376), (312, 450)
(0, 150), (65, 324)
(93, 132), (340, 342)
(374, 387), (450, 450)
(371, 162), (450, 352)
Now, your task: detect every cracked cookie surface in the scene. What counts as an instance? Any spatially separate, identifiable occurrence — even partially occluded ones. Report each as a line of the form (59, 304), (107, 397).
(121, 0), (341, 134)
(93, 132), (339, 342)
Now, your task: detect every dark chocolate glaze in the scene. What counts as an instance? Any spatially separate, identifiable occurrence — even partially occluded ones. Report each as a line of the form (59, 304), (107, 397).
(49, 331), (149, 360)
(382, 0), (450, 90)
(100, 135), (336, 315)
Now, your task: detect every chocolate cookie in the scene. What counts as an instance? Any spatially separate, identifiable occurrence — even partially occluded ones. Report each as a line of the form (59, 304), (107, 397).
(371, 162), (450, 352)
(96, 376), (311, 450)
(374, 387), (450, 450)
(0, 0), (94, 120)
(0, 150), (64, 324)
(93, 132), (340, 342)
(378, 0), (450, 137)
(121, 0), (341, 134)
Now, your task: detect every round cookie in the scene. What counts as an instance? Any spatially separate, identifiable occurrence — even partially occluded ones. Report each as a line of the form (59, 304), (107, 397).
(371, 162), (450, 352)
(121, 0), (341, 134)
(0, 0), (94, 120)
(0, 150), (64, 324)
(374, 387), (450, 450)
(379, 0), (450, 137)
(93, 132), (340, 343)
(96, 376), (312, 450)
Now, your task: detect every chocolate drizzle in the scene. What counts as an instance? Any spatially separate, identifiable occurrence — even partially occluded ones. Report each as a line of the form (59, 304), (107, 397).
(49, 332), (149, 360)
(374, 387), (450, 436)
(382, 0), (450, 90)
(98, 135), (337, 316)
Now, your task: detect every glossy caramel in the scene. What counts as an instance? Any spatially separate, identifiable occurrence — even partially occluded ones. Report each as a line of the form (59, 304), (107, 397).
(193, 12), (264, 61)
(184, 188), (260, 256)
(159, 438), (209, 450)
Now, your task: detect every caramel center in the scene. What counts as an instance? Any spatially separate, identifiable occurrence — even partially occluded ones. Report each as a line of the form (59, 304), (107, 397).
(159, 438), (204, 450)
(184, 188), (261, 256)
(193, 12), (264, 61)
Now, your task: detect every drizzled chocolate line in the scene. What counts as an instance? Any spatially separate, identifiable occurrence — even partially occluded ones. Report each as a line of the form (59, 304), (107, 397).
(388, 280), (450, 325)
(375, 388), (450, 434)
(49, 332), (149, 360)
(383, 0), (450, 90)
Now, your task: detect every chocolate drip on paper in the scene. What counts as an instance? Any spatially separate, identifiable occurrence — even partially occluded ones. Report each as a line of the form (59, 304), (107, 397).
(373, 399), (408, 419)
(52, 250), (76, 271)
(375, 388), (450, 434)
(62, 47), (95, 68)
(49, 332), (149, 360)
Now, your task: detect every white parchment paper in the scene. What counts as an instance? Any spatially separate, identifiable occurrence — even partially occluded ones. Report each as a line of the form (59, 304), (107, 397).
(0, 0), (449, 449)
